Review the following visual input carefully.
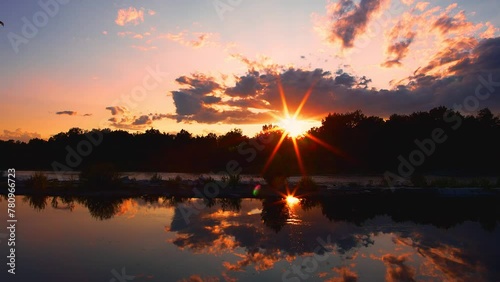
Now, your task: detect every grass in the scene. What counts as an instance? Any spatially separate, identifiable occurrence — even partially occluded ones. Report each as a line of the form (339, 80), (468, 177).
(165, 175), (183, 188)
(25, 172), (49, 190)
(150, 173), (163, 183)
(410, 173), (428, 187)
(79, 163), (121, 188)
(198, 176), (217, 187)
(297, 176), (319, 192)
(427, 177), (494, 188)
(222, 174), (241, 189)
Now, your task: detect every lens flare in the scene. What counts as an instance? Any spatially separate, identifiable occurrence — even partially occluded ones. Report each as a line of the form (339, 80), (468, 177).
(285, 195), (300, 206)
(252, 184), (261, 196)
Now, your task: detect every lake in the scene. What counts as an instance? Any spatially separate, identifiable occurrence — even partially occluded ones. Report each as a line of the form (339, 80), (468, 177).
(0, 195), (499, 281)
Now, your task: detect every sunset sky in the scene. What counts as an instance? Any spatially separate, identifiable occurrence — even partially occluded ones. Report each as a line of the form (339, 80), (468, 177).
(1, 0), (499, 141)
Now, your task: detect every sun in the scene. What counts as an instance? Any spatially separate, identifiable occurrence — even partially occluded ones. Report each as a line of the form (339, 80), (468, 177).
(279, 117), (308, 138)
(285, 195), (300, 206)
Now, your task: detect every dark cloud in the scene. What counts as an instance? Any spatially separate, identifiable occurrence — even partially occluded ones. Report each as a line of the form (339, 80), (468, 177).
(432, 11), (472, 35)
(56, 111), (77, 116)
(175, 74), (221, 96)
(225, 72), (263, 97)
(335, 72), (357, 87)
(83, 113), (93, 117)
(381, 254), (416, 282)
(132, 115), (151, 126)
(106, 112), (169, 130)
(166, 37), (500, 124)
(105, 106), (127, 115)
(325, 0), (388, 48)
(382, 32), (416, 68)
(171, 90), (203, 116)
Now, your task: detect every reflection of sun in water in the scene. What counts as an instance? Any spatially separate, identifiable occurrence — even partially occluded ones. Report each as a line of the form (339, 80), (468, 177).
(263, 77), (345, 176)
(285, 195), (300, 206)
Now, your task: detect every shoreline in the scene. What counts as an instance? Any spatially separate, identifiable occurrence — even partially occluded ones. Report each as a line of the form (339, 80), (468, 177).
(3, 180), (499, 198)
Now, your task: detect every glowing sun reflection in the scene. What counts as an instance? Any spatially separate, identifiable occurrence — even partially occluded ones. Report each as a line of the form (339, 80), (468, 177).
(285, 195), (300, 207)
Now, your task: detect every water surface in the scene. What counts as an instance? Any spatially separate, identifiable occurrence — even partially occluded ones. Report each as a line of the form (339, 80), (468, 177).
(0, 195), (498, 281)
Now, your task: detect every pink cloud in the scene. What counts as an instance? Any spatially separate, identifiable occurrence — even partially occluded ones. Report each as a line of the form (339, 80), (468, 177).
(0, 129), (41, 143)
(159, 31), (219, 48)
(115, 7), (144, 26)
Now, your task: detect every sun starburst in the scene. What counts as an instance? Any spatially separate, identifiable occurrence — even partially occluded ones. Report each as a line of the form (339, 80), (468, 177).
(262, 77), (347, 178)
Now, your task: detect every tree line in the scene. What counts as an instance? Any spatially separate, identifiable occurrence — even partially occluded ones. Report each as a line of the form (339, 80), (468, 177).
(1, 107), (499, 176)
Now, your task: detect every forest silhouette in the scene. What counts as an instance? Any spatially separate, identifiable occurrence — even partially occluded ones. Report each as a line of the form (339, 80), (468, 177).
(1, 107), (499, 176)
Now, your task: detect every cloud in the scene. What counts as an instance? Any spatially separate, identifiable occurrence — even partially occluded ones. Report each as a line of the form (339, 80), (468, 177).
(415, 2), (429, 11)
(317, 0), (389, 48)
(106, 106), (127, 116)
(381, 254), (416, 282)
(168, 37), (500, 124)
(118, 31), (150, 39)
(382, 31), (416, 67)
(159, 31), (218, 49)
(132, 115), (151, 126)
(327, 267), (359, 282)
(131, 45), (157, 51)
(106, 112), (169, 130)
(56, 111), (77, 116)
(83, 113), (92, 117)
(432, 10), (474, 35)
(225, 71), (263, 97)
(480, 22), (497, 39)
(381, 2), (491, 68)
(0, 129), (41, 142)
(115, 7), (144, 26)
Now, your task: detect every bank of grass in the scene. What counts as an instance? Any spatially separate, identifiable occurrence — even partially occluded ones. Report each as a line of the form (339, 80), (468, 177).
(297, 176), (319, 193)
(79, 163), (121, 189)
(165, 175), (183, 188)
(25, 172), (50, 190)
(222, 174), (241, 189)
(411, 174), (497, 189)
(150, 173), (163, 183)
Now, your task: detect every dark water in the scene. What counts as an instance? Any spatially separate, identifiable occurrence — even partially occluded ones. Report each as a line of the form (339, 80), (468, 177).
(0, 195), (499, 281)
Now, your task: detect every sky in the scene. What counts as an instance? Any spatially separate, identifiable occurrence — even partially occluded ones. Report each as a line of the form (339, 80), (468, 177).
(0, 0), (499, 142)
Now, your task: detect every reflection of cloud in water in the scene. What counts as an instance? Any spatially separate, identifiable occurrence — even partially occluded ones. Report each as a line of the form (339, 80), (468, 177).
(393, 224), (498, 282)
(223, 250), (294, 272)
(326, 266), (359, 282)
(114, 199), (139, 218)
(163, 198), (499, 280)
(381, 254), (416, 282)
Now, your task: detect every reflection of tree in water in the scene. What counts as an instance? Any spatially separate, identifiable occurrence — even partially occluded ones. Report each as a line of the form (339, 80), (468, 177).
(261, 197), (289, 233)
(23, 195), (48, 211)
(50, 196), (75, 211)
(163, 196), (187, 207)
(140, 195), (164, 205)
(77, 197), (124, 220)
(299, 197), (321, 211)
(218, 198), (242, 212)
